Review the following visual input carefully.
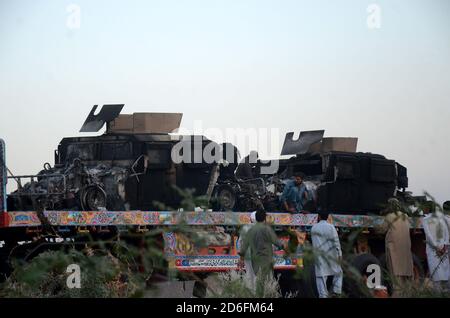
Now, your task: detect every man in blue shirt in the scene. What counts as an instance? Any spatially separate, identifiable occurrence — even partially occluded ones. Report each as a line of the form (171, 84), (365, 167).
(280, 172), (309, 213)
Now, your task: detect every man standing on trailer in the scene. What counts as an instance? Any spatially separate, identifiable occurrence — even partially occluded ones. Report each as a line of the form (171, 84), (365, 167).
(423, 202), (450, 290)
(311, 211), (343, 298)
(280, 172), (309, 213)
(238, 209), (284, 297)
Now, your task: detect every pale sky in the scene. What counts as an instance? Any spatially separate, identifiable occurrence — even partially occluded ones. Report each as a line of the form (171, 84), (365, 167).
(0, 0), (449, 203)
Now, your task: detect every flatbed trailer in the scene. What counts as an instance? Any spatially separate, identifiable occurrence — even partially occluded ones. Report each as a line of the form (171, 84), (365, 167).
(0, 209), (424, 272)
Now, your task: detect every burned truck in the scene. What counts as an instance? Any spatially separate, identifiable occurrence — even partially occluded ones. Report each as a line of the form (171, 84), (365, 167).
(7, 105), (222, 212)
(1, 107), (428, 296)
(215, 130), (410, 214)
(7, 106), (410, 216)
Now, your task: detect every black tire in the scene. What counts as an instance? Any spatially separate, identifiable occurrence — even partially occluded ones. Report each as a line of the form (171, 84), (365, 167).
(344, 253), (381, 298)
(297, 261), (319, 298)
(81, 185), (107, 211)
(193, 279), (207, 298)
(352, 253), (381, 275)
(213, 185), (237, 211)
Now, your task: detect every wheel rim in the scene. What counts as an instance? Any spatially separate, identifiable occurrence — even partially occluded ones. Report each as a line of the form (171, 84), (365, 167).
(83, 187), (106, 210)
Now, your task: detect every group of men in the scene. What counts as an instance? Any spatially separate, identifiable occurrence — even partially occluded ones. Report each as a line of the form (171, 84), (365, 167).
(238, 208), (343, 298)
(237, 173), (450, 297)
(377, 198), (450, 294)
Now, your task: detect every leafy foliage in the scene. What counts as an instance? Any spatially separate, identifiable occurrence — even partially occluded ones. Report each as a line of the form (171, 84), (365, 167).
(1, 249), (143, 298)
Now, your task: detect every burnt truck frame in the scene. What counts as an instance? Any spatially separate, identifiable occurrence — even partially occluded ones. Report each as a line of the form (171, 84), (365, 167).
(218, 130), (410, 214)
(7, 105), (410, 216)
(7, 105), (223, 212)
(256, 151), (409, 213)
(0, 106), (431, 297)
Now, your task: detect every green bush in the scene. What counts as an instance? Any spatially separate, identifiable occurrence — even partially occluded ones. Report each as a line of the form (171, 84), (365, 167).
(1, 249), (144, 298)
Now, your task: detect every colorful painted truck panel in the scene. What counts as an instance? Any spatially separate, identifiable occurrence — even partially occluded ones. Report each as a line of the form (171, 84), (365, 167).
(3, 210), (422, 228)
(0, 210), (423, 272)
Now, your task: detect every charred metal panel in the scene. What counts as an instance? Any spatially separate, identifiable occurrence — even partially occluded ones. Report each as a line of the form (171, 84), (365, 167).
(280, 130), (324, 156)
(0, 139), (6, 212)
(80, 104), (124, 132)
(396, 162), (408, 189)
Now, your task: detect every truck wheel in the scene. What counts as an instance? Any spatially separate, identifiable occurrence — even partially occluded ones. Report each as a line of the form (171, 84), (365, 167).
(81, 185), (107, 211)
(297, 261), (319, 298)
(213, 185), (236, 211)
(193, 280), (206, 298)
(344, 253), (381, 298)
(352, 253), (381, 276)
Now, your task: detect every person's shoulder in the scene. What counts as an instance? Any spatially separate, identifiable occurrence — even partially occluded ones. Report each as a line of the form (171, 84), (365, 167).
(423, 213), (433, 220)
(311, 222), (320, 232)
(263, 223), (275, 230)
(246, 223), (257, 233)
(318, 221), (334, 229)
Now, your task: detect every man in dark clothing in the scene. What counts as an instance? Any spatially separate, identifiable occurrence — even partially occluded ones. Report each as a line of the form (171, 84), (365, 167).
(238, 209), (284, 296)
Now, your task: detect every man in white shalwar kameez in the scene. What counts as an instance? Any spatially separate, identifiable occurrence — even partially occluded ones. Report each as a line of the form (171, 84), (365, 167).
(311, 211), (343, 298)
(423, 207), (450, 290)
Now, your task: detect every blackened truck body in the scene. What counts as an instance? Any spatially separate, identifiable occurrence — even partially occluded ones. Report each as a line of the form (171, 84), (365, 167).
(0, 106), (429, 296)
(6, 105), (409, 214)
(7, 105), (222, 212)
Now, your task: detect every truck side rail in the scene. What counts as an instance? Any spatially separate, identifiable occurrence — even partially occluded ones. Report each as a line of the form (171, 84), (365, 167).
(0, 210), (423, 229)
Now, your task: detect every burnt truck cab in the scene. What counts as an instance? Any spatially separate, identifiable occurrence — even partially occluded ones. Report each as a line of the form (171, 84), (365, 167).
(7, 105), (221, 211)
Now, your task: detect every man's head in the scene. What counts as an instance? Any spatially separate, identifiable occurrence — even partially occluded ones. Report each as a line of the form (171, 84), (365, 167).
(318, 211), (329, 222)
(423, 200), (436, 214)
(293, 172), (305, 186)
(382, 198), (402, 215)
(255, 208), (267, 223)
